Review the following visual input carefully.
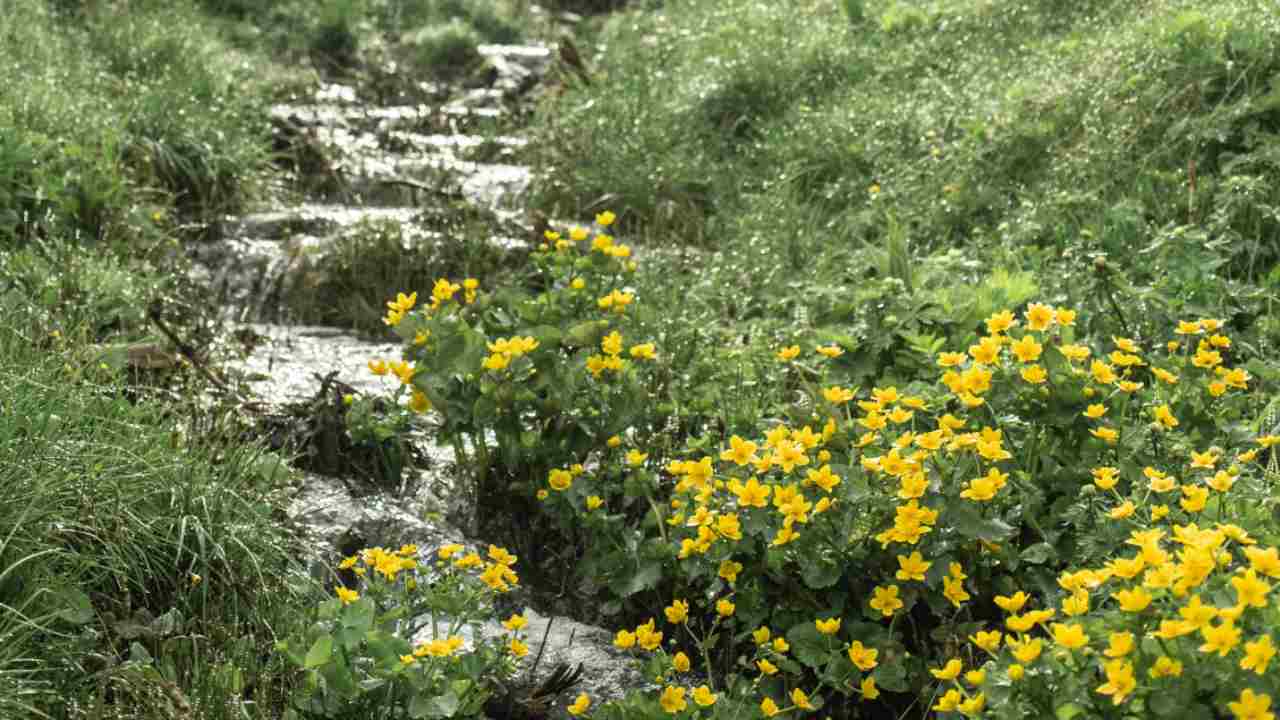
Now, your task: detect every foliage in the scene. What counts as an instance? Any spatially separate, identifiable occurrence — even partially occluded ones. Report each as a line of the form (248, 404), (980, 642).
(276, 544), (524, 719)
(367, 201), (1280, 717)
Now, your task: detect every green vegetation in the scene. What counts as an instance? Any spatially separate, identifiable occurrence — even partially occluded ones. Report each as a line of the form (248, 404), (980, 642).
(6, 0), (1280, 718)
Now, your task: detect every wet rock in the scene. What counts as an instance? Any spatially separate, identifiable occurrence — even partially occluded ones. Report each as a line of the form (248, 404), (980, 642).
(224, 323), (402, 404)
(414, 607), (648, 715)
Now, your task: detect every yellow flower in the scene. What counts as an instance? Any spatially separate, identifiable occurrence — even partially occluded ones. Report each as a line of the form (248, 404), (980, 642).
(1181, 484), (1209, 513)
(1020, 364), (1047, 384)
(930, 658), (963, 681)
(1228, 689), (1273, 720)
(336, 587), (359, 605)
(549, 469), (573, 491)
(659, 686), (686, 714)
(964, 669), (986, 686)
(1096, 659), (1136, 705)
(772, 637), (790, 653)
(847, 641), (879, 670)
(1060, 344), (1090, 362)
(672, 651), (691, 673)
(1025, 303), (1055, 331)
(896, 551), (931, 582)
(993, 591), (1029, 613)
(753, 626), (771, 645)
(1242, 635), (1276, 675)
(629, 343), (656, 360)
(756, 659), (778, 675)
(692, 685), (717, 707)
(823, 385), (855, 404)
(718, 559), (743, 583)
(791, 688), (814, 711)
(1246, 546), (1280, 578)
(502, 613), (527, 631)
(1104, 632), (1134, 658)
(816, 344), (845, 358)
(1008, 637), (1043, 664)
(716, 599), (735, 617)
(985, 310), (1017, 334)
(665, 600), (689, 624)
(586, 495), (603, 511)
(870, 584), (903, 617)
(861, 676), (879, 700)
(970, 630), (1002, 653)
(368, 359), (389, 376)
(1062, 591), (1090, 616)
(567, 693), (591, 716)
(1090, 426), (1119, 444)
(1052, 623), (1089, 650)
(1108, 501), (1136, 520)
(958, 692), (985, 716)
(777, 345), (801, 361)
(1190, 449), (1219, 469)
(815, 617), (841, 635)
(595, 210), (616, 226)
(1149, 656), (1183, 678)
(1232, 569), (1271, 608)
(509, 638), (529, 657)
(627, 449), (648, 466)
(1010, 335), (1043, 363)
(1199, 619), (1241, 656)
(1113, 586), (1152, 612)
(614, 630), (636, 649)
(408, 391), (431, 414)
(934, 689), (962, 712)
(760, 697), (780, 717)
(1091, 466), (1120, 490)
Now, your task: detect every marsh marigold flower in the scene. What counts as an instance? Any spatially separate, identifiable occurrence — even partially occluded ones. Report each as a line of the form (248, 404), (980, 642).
(567, 693), (590, 716)
(659, 686), (686, 714)
(848, 641), (878, 670)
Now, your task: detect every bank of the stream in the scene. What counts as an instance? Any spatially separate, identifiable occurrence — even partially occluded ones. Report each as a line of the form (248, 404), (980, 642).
(0, 2), (621, 718)
(9, 1), (1280, 719)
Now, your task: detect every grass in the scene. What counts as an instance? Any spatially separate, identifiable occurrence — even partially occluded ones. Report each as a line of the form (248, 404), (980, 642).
(0, 2), (317, 717)
(3, 0), (1280, 716)
(530, 0), (1280, 387)
(0, 314), (312, 719)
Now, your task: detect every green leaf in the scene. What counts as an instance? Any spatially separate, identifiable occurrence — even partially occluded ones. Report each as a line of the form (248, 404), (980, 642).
(53, 587), (94, 626)
(785, 622), (832, 670)
(409, 690), (461, 719)
(1055, 703), (1086, 720)
(1041, 344), (1071, 381)
(1148, 684), (1195, 717)
(800, 555), (842, 589)
(304, 634), (334, 669)
(128, 641), (153, 664)
(1019, 543), (1055, 565)
(872, 661), (908, 692)
(948, 504), (1015, 541)
(565, 320), (607, 348)
(618, 561), (663, 597)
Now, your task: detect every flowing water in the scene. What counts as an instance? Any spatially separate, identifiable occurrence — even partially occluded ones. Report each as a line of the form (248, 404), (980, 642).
(195, 44), (645, 705)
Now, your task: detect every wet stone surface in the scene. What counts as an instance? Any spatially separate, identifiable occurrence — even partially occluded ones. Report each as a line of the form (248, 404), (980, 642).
(204, 43), (647, 715)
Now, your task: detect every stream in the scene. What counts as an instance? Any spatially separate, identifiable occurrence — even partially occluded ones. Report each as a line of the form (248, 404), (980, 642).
(191, 43), (645, 712)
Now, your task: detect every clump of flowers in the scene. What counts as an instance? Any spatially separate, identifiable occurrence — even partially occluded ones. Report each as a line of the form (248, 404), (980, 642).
(560, 304), (1274, 719)
(277, 542), (525, 716)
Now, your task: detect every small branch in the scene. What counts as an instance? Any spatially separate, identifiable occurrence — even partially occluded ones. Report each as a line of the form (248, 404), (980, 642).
(146, 307), (237, 397)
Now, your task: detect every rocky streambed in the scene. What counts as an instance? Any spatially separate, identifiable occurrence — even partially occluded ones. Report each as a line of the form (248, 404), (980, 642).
(192, 44), (646, 712)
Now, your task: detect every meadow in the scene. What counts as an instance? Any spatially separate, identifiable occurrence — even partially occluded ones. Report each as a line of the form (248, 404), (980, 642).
(2, 0), (1280, 718)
